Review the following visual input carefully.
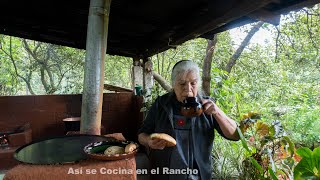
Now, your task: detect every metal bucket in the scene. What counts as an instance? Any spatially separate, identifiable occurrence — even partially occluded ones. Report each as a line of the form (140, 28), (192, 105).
(63, 117), (81, 132)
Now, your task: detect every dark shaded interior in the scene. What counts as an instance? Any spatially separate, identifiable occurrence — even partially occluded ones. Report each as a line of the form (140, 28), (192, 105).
(0, 0), (318, 58)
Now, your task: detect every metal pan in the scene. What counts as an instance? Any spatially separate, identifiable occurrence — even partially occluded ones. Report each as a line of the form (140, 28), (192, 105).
(14, 134), (112, 165)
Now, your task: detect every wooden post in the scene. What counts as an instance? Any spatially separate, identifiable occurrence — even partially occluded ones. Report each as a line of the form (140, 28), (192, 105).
(132, 57), (143, 92)
(81, 0), (111, 135)
(143, 57), (153, 102)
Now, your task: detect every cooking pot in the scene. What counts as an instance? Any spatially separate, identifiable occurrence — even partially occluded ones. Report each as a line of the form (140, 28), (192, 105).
(63, 117), (81, 132)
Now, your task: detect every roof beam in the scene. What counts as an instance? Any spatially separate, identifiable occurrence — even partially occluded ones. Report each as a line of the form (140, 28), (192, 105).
(247, 9), (281, 25)
(170, 0), (275, 46)
(200, 0), (320, 39)
(277, 0), (320, 14)
(246, 0), (320, 27)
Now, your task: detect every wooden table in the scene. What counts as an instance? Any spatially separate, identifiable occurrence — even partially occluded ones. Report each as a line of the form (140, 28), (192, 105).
(4, 158), (137, 180)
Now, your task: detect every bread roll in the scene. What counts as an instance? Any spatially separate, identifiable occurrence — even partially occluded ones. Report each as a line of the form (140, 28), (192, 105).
(125, 143), (137, 153)
(104, 146), (125, 155)
(150, 133), (176, 147)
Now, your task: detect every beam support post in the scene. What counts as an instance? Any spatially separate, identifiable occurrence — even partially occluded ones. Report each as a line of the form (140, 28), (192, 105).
(142, 57), (153, 102)
(81, 0), (111, 135)
(132, 57), (143, 93)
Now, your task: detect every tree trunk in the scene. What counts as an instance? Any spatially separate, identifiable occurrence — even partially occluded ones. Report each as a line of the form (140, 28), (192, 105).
(225, 21), (264, 74)
(1, 38), (36, 94)
(202, 34), (218, 96)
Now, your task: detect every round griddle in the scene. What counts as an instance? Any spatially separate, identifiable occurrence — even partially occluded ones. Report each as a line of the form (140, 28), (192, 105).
(14, 134), (112, 165)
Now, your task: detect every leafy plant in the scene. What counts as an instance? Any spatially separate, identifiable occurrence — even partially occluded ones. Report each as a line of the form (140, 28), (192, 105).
(294, 147), (320, 180)
(211, 136), (244, 179)
(238, 112), (299, 180)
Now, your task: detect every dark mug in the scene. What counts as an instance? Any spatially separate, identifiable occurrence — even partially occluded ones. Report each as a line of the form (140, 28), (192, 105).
(181, 97), (203, 117)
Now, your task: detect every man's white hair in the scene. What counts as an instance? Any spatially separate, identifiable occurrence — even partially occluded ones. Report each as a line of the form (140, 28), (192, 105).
(171, 60), (201, 87)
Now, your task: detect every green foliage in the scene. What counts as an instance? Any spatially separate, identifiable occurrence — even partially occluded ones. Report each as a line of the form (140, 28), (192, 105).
(0, 37), (85, 95)
(211, 135), (244, 179)
(104, 55), (132, 89)
(238, 112), (298, 179)
(210, 7), (320, 179)
(210, 5), (320, 148)
(294, 147), (320, 180)
(282, 105), (320, 148)
(0, 35), (23, 95)
(53, 46), (85, 94)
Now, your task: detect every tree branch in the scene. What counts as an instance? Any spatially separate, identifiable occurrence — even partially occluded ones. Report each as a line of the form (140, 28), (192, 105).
(202, 34), (218, 96)
(275, 26), (281, 62)
(43, 49), (56, 91)
(225, 21), (264, 74)
(40, 67), (50, 93)
(152, 71), (172, 92)
(305, 10), (319, 54)
(2, 37), (35, 94)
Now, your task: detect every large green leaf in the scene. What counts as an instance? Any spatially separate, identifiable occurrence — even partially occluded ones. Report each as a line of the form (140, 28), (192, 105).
(294, 147), (320, 179)
(297, 147), (313, 158)
(256, 121), (269, 137)
(237, 127), (251, 153)
(313, 147), (320, 177)
(282, 136), (295, 157)
(268, 167), (278, 180)
(249, 157), (263, 175)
